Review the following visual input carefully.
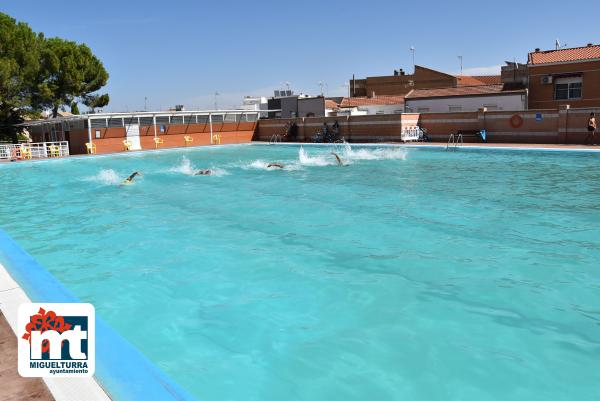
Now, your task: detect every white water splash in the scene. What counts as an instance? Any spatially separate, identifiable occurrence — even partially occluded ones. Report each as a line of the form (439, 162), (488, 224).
(298, 147), (336, 166)
(344, 147), (407, 161)
(243, 160), (290, 170)
(169, 156), (196, 175)
(83, 169), (123, 185)
(209, 168), (230, 177)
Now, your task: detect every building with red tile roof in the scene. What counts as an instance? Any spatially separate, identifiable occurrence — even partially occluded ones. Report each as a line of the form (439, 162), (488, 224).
(527, 43), (600, 109)
(405, 85), (526, 113)
(528, 44), (600, 65)
(456, 75), (502, 86)
(339, 95), (405, 108)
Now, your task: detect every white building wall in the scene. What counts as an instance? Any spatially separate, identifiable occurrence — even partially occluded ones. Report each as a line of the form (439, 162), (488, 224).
(405, 93), (526, 113)
(357, 104), (405, 115)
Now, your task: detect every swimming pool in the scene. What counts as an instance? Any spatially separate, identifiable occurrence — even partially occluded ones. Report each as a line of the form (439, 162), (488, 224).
(1, 144), (599, 400)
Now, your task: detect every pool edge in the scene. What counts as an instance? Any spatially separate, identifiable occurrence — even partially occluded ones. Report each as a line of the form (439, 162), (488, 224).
(0, 229), (198, 401)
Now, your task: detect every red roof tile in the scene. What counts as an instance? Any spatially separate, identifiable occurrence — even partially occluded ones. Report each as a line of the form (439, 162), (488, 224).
(325, 99), (339, 109)
(405, 84), (525, 99)
(340, 95), (405, 108)
(528, 44), (600, 65)
(457, 75), (502, 86)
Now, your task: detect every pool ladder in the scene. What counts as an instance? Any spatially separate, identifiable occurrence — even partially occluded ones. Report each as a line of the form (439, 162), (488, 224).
(269, 134), (282, 144)
(446, 133), (463, 151)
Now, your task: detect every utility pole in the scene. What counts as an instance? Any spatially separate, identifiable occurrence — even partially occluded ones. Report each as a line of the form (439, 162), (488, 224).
(458, 56), (463, 76)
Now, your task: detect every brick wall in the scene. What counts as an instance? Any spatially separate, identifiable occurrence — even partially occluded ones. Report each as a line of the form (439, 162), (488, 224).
(255, 107), (600, 144)
(528, 60), (600, 109)
(67, 121), (256, 154)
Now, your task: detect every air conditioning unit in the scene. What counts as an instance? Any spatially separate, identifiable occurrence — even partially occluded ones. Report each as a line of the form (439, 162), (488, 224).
(541, 75), (553, 84)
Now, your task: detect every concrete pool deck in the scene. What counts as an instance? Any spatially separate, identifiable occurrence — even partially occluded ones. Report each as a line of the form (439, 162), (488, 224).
(0, 311), (55, 401)
(0, 264), (112, 401)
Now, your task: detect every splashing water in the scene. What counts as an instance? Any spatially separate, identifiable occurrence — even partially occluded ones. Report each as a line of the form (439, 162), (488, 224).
(343, 146), (408, 161)
(209, 168), (230, 177)
(169, 156), (196, 175)
(245, 160), (270, 170)
(83, 169), (123, 185)
(298, 147), (335, 166)
(243, 160), (289, 171)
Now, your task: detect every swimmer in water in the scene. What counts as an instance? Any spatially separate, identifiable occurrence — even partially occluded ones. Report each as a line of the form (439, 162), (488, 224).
(267, 163), (284, 169)
(331, 152), (346, 166)
(121, 171), (141, 185)
(194, 169), (212, 175)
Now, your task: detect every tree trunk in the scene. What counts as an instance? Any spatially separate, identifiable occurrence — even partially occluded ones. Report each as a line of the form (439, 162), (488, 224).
(52, 105), (59, 118)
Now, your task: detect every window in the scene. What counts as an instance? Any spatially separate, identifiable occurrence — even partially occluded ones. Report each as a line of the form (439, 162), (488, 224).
(95, 130), (101, 139)
(160, 124), (166, 133)
(417, 107), (430, 113)
(555, 77), (582, 100)
(449, 105), (462, 112)
(483, 104), (498, 111)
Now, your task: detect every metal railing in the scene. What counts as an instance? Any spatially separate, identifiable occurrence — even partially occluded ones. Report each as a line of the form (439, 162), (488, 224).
(0, 141), (69, 160)
(446, 133), (463, 151)
(401, 126), (423, 142)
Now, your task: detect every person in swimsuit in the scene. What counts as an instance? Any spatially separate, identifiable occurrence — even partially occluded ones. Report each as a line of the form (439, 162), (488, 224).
(586, 112), (597, 145)
(331, 152), (346, 166)
(121, 171), (141, 185)
(267, 163), (284, 169)
(194, 169), (212, 175)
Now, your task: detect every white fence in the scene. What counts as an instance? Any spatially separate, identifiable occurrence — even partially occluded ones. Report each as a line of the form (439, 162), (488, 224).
(0, 141), (69, 160)
(401, 126), (425, 142)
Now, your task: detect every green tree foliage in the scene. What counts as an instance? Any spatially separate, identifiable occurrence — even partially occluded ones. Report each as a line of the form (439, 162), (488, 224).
(0, 13), (42, 142)
(35, 38), (109, 117)
(0, 12), (109, 141)
(83, 93), (110, 113)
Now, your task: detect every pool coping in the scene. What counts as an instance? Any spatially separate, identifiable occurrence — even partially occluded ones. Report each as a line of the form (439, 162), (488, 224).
(0, 265), (111, 401)
(255, 141), (600, 153)
(0, 229), (197, 401)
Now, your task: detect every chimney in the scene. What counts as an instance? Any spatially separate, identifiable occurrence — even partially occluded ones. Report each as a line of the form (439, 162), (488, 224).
(535, 48), (540, 52)
(400, 69), (405, 76)
(588, 43), (593, 47)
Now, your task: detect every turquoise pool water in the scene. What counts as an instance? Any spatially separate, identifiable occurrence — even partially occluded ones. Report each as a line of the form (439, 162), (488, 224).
(1, 144), (600, 401)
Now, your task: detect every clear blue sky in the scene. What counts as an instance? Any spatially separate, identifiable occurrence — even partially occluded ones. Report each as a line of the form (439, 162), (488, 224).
(2, 0), (599, 111)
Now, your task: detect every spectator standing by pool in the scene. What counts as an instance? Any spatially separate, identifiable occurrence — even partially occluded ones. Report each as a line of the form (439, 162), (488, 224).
(586, 112), (597, 145)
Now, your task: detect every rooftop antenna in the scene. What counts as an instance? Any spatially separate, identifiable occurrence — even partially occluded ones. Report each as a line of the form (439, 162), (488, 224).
(285, 81), (291, 91)
(410, 46), (416, 73)
(144, 96), (148, 111)
(318, 81), (324, 96)
(458, 55), (463, 76)
(214, 92), (220, 110)
(555, 38), (560, 50)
